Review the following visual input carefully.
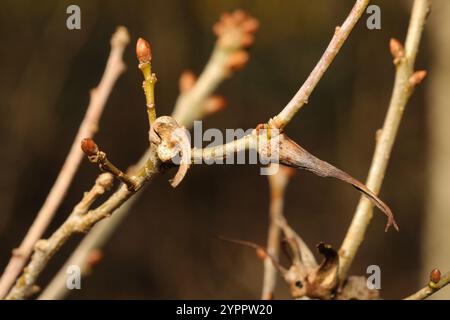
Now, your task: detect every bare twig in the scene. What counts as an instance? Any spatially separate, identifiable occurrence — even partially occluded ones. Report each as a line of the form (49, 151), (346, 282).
(6, 173), (115, 299)
(0, 26), (130, 299)
(272, 0), (370, 129)
(338, 0), (430, 281)
(39, 10), (255, 300)
(6, 144), (161, 300)
(404, 269), (450, 300)
(262, 165), (294, 300)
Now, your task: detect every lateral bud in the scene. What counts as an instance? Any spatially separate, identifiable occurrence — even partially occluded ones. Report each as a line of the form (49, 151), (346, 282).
(409, 70), (427, 86)
(389, 38), (404, 64)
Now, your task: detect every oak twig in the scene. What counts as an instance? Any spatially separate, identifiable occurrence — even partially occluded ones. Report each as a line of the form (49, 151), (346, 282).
(272, 0), (370, 129)
(137, 38), (157, 126)
(404, 269), (450, 300)
(0, 26), (130, 299)
(6, 173), (115, 299)
(338, 0), (430, 281)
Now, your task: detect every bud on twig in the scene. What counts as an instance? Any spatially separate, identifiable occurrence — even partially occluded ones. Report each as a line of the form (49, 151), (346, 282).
(136, 37), (152, 64)
(256, 247), (267, 260)
(409, 70), (427, 86)
(81, 138), (99, 156)
(389, 38), (405, 63)
(227, 51), (249, 71)
(430, 268), (441, 284)
(213, 10), (259, 50)
(86, 249), (104, 269)
(179, 71), (197, 93)
(203, 95), (226, 115)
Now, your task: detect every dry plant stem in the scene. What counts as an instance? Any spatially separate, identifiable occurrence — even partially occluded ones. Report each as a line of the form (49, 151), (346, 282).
(40, 3), (369, 299)
(404, 272), (450, 300)
(0, 26), (130, 300)
(7, 149), (161, 300)
(272, 0), (370, 129)
(262, 165), (292, 300)
(338, 0), (430, 281)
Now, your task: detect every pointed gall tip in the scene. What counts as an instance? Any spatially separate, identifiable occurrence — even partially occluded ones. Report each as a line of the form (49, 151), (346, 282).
(81, 138), (99, 156)
(136, 37), (152, 64)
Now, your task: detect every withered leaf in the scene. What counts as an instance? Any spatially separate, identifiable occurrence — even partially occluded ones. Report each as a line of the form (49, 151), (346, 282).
(277, 134), (398, 232)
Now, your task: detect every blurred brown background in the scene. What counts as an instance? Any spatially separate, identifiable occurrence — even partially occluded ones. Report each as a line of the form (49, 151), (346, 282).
(0, 0), (449, 299)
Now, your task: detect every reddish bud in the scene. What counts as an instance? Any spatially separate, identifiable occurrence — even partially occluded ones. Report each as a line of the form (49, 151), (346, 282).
(389, 38), (405, 60)
(280, 165), (296, 178)
(232, 9), (246, 23)
(227, 51), (249, 71)
(409, 70), (427, 86)
(242, 18), (259, 33)
(136, 37), (152, 64)
(430, 268), (441, 283)
(179, 70), (197, 93)
(81, 138), (99, 156)
(256, 247), (266, 260)
(203, 95), (226, 115)
(240, 34), (255, 48)
(86, 249), (104, 269)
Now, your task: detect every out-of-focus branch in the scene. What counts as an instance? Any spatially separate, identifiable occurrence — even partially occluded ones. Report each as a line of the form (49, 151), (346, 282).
(422, 0), (450, 300)
(6, 173), (115, 299)
(338, 0), (430, 281)
(404, 269), (450, 300)
(272, 0), (370, 130)
(262, 165), (295, 300)
(7, 144), (161, 299)
(0, 26), (130, 300)
(173, 10), (257, 127)
(39, 10), (257, 300)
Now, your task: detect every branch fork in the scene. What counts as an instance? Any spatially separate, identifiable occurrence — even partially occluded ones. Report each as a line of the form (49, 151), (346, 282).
(81, 138), (137, 191)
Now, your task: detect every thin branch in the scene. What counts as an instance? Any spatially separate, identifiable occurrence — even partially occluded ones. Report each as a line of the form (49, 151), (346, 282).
(6, 173), (115, 299)
(6, 145), (160, 299)
(137, 38), (157, 125)
(404, 270), (450, 300)
(272, 0), (370, 129)
(0, 26), (130, 299)
(262, 165), (294, 300)
(338, 0), (430, 281)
